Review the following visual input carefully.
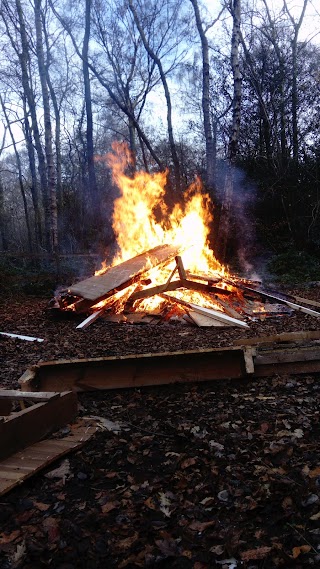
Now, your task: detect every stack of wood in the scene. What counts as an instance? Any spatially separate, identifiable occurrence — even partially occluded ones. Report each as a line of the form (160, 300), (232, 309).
(51, 245), (320, 329)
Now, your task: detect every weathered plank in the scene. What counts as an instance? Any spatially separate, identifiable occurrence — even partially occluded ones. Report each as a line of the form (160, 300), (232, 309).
(234, 330), (320, 346)
(68, 244), (181, 302)
(0, 419), (98, 497)
(188, 310), (231, 327)
(0, 391), (78, 461)
(18, 347), (250, 392)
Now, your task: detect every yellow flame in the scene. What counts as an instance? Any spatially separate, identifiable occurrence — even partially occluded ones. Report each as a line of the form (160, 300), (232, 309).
(105, 142), (224, 276)
(94, 142), (228, 313)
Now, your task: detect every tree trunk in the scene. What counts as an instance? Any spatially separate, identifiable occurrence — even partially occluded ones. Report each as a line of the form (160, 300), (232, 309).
(128, 0), (181, 191)
(83, 0), (98, 208)
(217, 0), (242, 263)
(0, 94), (33, 254)
(34, 0), (58, 259)
(190, 0), (215, 190)
(15, 0), (50, 250)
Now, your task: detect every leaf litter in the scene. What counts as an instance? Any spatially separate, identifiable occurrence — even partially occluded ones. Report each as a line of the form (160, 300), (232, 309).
(1, 291), (320, 567)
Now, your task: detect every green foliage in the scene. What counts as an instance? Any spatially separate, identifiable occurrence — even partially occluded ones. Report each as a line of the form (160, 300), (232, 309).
(268, 250), (320, 284)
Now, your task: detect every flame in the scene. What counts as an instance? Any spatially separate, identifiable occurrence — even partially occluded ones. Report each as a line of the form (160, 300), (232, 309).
(105, 142), (225, 275)
(93, 142), (229, 314)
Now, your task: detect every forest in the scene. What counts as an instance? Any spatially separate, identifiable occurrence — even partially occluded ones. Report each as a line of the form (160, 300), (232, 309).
(0, 0), (320, 283)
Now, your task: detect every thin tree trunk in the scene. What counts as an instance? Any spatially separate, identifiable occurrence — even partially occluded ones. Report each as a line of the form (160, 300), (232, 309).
(34, 0), (58, 259)
(190, 0), (215, 190)
(14, 0), (50, 250)
(0, 95), (33, 253)
(128, 0), (181, 191)
(83, 0), (98, 207)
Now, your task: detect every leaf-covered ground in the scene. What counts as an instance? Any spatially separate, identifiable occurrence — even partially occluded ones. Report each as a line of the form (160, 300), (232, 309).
(1, 287), (320, 568)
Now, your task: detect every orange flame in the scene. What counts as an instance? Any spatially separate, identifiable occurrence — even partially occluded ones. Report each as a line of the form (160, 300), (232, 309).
(105, 142), (224, 275)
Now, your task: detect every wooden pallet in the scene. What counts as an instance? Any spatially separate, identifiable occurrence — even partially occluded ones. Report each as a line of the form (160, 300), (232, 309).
(0, 418), (98, 496)
(0, 390), (78, 460)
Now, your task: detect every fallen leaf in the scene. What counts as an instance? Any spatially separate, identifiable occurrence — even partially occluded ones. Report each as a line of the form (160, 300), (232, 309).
(44, 459), (71, 483)
(189, 520), (215, 532)
(308, 467), (320, 478)
(33, 502), (50, 511)
(181, 457), (196, 469)
(0, 530), (20, 545)
(144, 497), (156, 510)
(310, 511), (320, 521)
(43, 517), (60, 543)
(240, 546), (272, 561)
(155, 538), (181, 557)
(282, 496), (293, 509)
(292, 545), (311, 558)
(116, 532), (139, 550)
(101, 502), (119, 514)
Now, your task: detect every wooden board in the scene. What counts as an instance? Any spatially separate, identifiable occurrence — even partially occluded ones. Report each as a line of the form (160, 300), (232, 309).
(0, 419), (98, 496)
(18, 347), (251, 392)
(0, 391), (78, 461)
(68, 245), (180, 302)
(234, 330), (320, 346)
(188, 310), (231, 327)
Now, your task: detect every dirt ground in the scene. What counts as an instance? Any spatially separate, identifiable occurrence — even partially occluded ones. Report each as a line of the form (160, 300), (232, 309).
(1, 286), (320, 568)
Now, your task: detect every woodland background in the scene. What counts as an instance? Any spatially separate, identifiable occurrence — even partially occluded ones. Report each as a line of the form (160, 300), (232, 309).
(1, 0), (320, 286)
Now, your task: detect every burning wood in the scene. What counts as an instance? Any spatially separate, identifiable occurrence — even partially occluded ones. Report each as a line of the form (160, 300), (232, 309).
(50, 144), (320, 328)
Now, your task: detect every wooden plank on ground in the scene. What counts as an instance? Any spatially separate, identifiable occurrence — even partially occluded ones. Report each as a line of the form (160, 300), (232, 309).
(0, 332), (44, 342)
(0, 419), (98, 497)
(76, 309), (105, 330)
(68, 244), (181, 302)
(234, 330), (320, 346)
(0, 391), (78, 461)
(18, 347), (250, 392)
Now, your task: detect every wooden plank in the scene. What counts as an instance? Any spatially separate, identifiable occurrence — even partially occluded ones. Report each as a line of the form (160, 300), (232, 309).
(76, 309), (105, 330)
(214, 296), (245, 320)
(188, 310), (231, 327)
(161, 294), (249, 328)
(233, 330), (320, 346)
(68, 244), (181, 302)
(244, 287), (320, 318)
(0, 392), (78, 461)
(291, 296), (320, 309)
(0, 332), (44, 342)
(0, 390), (60, 401)
(175, 255), (187, 280)
(0, 419), (98, 497)
(18, 347), (250, 393)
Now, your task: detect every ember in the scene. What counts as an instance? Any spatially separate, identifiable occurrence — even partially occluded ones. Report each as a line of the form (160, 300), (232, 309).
(52, 144), (320, 328)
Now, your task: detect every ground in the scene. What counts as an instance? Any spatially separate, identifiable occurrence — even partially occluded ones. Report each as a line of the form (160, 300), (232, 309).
(1, 286), (320, 569)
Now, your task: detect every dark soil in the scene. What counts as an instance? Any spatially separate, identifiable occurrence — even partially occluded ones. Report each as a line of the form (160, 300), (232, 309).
(1, 286), (320, 568)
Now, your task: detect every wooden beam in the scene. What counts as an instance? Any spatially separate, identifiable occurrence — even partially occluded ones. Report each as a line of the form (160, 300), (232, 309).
(175, 255), (187, 280)
(68, 244), (181, 302)
(0, 392), (78, 461)
(18, 347), (250, 393)
(234, 330), (320, 346)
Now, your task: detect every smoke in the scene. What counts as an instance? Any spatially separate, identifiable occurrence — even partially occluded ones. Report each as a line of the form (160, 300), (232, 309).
(215, 160), (268, 280)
